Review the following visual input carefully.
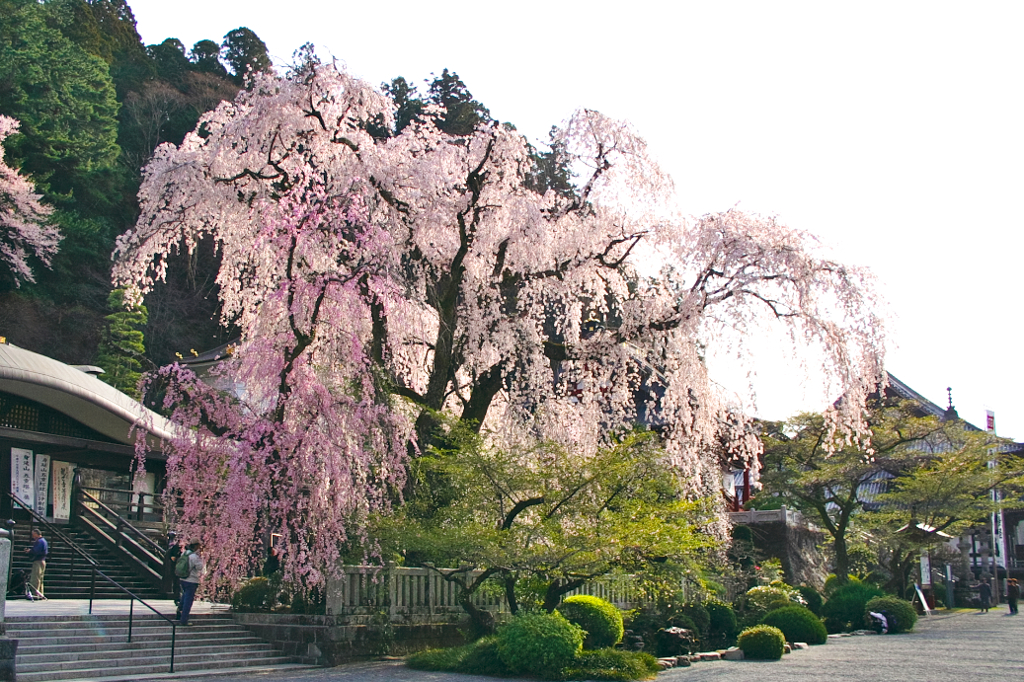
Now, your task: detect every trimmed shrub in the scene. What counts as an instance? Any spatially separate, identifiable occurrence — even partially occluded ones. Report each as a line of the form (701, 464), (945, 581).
(737, 625), (786, 660)
(563, 648), (661, 681)
(823, 574), (862, 596)
(706, 600), (738, 638)
(679, 603), (710, 637)
(796, 586), (823, 615)
(557, 595), (625, 649)
(231, 577), (278, 612)
(864, 596), (917, 634)
(821, 583), (884, 633)
(761, 605), (828, 645)
(746, 585), (801, 612)
(496, 611), (583, 678)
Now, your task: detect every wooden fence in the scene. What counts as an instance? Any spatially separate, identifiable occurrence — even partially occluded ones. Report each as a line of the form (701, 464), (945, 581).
(325, 565), (638, 624)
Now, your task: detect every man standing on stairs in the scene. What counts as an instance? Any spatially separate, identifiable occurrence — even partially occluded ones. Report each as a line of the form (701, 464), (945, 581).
(24, 528), (47, 599)
(179, 541), (205, 626)
(165, 532), (182, 616)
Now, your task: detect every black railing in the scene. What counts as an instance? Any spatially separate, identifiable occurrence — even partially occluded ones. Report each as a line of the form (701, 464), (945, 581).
(6, 491), (180, 673)
(75, 488), (165, 584)
(79, 485), (164, 523)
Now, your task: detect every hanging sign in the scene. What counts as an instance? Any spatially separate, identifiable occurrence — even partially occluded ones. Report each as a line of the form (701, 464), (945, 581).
(34, 454), (50, 517)
(52, 461), (75, 521)
(11, 448), (34, 509)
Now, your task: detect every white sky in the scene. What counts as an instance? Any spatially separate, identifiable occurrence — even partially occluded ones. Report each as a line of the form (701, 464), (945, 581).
(128, 0), (1024, 439)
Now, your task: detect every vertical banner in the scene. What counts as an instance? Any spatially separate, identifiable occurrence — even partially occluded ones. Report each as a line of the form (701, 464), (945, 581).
(52, 461), (74, 521)
(10, 447), (34, 509)
(34, 454), (50, 517)
(986, 410), (996, 433)
(920, 554), (932, 586)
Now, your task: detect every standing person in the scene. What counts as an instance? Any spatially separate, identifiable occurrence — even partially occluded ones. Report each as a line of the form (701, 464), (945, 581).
(24, 528), (47, 600)
(178, 541), (206, 626)
(978, 580), (992, 613)
(1007, 578), (1020, 615)
(263, 546), (281, 577)
(164, 532), (182, 617)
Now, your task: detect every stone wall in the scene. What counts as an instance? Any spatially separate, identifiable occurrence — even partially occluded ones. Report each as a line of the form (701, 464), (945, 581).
(730, 509), (827, 589)
(232, 613), (469, 667)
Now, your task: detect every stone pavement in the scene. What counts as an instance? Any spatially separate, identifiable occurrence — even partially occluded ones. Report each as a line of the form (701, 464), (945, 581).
(158, 608), (1023, 682)
(5, 597), (225, 619)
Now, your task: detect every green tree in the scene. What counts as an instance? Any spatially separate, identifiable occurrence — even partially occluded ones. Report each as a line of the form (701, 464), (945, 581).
(865, 430), (1022, 595)
(221, 27), (271, 85)
(95, 287), (150, 397)
(426, 68), (492, 135)
(147, 38), (190, 81)
(380, 422), (716, 634)
(190, 39), (228, 78)
(0, 0), (121, 209)
(759, 401), (944, 586)
(44, 0), (154, 97)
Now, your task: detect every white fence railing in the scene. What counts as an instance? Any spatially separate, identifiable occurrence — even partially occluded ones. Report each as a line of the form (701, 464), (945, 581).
(728, 505), (815, 528)
(325, 565), (638, 623)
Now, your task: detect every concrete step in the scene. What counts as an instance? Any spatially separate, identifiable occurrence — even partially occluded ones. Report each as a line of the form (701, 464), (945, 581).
(18, 655), (300, 682)
(18, 641), (277, 665)
(6, 611), (307, 682)
(18, 662), (314, 682)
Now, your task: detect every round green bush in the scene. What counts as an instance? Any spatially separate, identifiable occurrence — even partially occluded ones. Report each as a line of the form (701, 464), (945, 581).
(796, 586), (823, 615)
(231, 576), (278, 612)
(863, 596), (917, 633)
(496, 611), (583, 678)
(679, 603), (710, 636)
(823, 574), (861, 596)
(706, 600), (738, 637)
(821, 582), (884, 633)
(557, 595), (625, 649)
(737, 625), (786, 660)
(761, 605), (827, 645)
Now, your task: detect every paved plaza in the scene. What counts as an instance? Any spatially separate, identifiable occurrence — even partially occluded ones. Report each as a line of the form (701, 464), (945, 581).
(158, 608), (1023, 682)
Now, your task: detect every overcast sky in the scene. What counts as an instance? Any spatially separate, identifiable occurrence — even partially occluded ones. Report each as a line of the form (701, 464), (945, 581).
(127, 0), (1024, 439)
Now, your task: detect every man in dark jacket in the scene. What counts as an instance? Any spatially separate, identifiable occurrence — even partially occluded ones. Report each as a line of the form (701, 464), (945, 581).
(978, 581), (992, 613)
(164, 532), (182, 617)
(24, 529), (47, 600)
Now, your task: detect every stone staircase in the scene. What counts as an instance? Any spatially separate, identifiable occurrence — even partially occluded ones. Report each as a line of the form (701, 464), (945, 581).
(6, 612), (315, 681)
(9, 524), (166, 601)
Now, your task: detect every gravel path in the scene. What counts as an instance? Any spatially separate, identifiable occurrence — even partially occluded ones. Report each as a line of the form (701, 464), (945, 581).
(172, 608), (1024, 682)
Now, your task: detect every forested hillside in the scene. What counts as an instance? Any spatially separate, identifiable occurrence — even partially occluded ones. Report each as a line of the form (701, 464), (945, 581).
(0, 0), (504, 396)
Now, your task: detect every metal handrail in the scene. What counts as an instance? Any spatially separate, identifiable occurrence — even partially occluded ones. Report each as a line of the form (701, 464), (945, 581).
(6, 491), (180, 673)
(78, 485), (165, 516)
(77, 488), (165, 559)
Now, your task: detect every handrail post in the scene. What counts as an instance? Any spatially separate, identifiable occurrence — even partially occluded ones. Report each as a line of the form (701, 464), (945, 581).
(90, 566), (96, 614)
(170, 624), (176, 673)
(128, 598), (134, 642)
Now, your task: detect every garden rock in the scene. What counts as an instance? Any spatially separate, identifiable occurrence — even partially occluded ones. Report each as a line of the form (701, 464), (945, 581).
(723, 648), (744, 660)
(792, 642), (809, 650)
(699, 652), (721, 661)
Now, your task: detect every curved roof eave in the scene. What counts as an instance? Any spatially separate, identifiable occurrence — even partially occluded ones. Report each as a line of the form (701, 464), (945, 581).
(0, 343), (177, 445)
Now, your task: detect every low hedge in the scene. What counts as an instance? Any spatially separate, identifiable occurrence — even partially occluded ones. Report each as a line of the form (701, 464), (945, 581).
(737, 624), (786, 660)
(761, 605), (828, 644)
(864, 596), (917, 633)
(557, 595), (625, 649)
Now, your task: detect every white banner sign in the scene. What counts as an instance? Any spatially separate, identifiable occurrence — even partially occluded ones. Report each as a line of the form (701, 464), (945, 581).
(920, 554), (932, 586)
(11, 448), (34, 509)
(34, 454), (50, 517)
(52, 461), (75, 521)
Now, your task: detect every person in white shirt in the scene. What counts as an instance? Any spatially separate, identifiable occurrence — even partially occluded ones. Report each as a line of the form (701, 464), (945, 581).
(178, 541), (206, 626)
